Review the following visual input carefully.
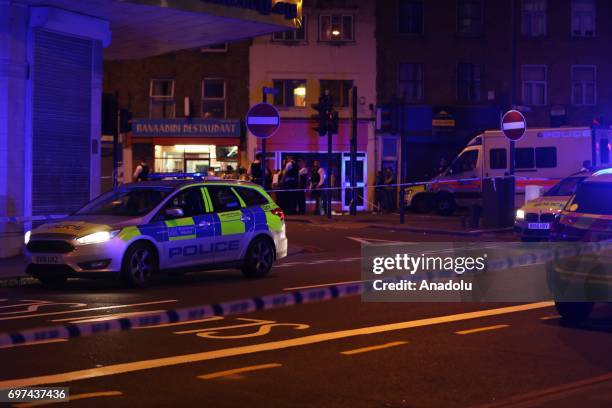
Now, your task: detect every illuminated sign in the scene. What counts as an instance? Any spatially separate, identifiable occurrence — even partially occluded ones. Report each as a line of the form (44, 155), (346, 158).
(132, 119), (241, 138)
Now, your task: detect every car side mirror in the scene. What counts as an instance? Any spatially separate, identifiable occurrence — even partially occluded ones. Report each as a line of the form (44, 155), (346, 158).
(165, 207), (184, 219)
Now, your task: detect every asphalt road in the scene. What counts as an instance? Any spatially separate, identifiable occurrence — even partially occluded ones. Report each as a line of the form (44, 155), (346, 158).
(1, 219), (611, 407)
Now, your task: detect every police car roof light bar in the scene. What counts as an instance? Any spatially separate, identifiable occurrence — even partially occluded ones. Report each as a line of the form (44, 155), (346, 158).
(148, 172), (207, 181)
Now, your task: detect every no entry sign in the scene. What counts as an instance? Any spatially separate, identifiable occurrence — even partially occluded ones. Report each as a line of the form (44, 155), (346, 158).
(501, 110), (527, 141)
(246, 103), (280, 139)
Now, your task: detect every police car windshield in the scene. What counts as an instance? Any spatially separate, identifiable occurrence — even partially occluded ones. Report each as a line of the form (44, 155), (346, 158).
(76, 188), (171, 217)
(570, 182), (612, 215)
(544, 177), (586, 197)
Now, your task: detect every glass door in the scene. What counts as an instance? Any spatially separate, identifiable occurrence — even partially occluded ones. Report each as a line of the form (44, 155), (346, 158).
(342, 154), (366, 211)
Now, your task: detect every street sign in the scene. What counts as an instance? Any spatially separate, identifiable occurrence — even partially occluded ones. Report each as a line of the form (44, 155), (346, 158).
(246, 103), (280, 139)
(501, 110), (527, 141)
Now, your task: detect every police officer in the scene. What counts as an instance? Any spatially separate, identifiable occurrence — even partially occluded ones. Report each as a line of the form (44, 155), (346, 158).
(310, 160), (326, 215)
(281, 156), (299, 214)
(248, 153), (264, 186)
(133, 159), (150, 182)
(297, 159), (308, 215)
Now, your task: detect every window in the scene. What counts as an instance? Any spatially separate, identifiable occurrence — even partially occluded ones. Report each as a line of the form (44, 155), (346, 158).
(76, 188), (171, 217)
(149, 79), (175, 119)
(202, 78), (225, 118)
(515, 147), (535, 169)
(448, 150), (479, 175)
(164, 188), (205, 218)
(522, 65), (547, 106)
(572, 66), (596, 106)
(399, 0), (424, 34)
(200, 43), (228, 53)
(489, 149), (507, 169)
(273, 16), (307, 41)
(544, 177), (586, 196)
(235, 187), (268, 207)
(522, 0), (547, 37)
(457, 0), (482, 36)
(319, 14), (354, 42)
(207, 186), (242, 212)
(398, 63), (424, 101)
(571, 182), (612, 215)
(319, 80), (354, 108)
(571, 0), (595, 37)
(535, 147), (557, 168)
(457, 63), (481, 102)
(273, 79), (307, 108)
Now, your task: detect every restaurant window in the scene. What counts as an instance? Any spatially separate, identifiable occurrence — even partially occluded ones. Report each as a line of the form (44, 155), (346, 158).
(457, 63), (481, 102)
(149, 79), (175, 119)
(202, 78), (226, 118)
(319, 14), (354, 42)
(154, 145), (238, 175)
(273, 16), (307, 42)
(399, 0), (424, 34)
(457, 0), (482, 36)
(319, 80), (353, 108)
(571, 65), (596, 106)
(571, 0), (595, 37)
(521, 0), (546, 37)
(522, 65), (547, 106)
(398, 63), (424, 101)
(273, 79), (307, 108)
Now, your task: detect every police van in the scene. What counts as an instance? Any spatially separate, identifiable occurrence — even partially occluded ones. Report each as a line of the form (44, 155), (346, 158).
(24, 175), (288, 287)
(407, 127), (612, 215)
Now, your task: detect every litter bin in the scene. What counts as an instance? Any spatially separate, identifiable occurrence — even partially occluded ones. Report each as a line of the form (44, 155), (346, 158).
(482, 177), (515, 228)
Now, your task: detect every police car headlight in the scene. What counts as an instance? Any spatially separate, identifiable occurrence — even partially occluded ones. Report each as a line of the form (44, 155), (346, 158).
(516, 209), (525, 220)
(76, 230), (120, 245)
(24, 230), (31, 245)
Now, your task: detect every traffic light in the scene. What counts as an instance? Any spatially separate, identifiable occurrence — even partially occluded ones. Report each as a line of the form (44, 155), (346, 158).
(311, 94), (332, 136)
(119, 109), (133, 133)
(377, 103), (398, 134)
(329, 111), (339, 135)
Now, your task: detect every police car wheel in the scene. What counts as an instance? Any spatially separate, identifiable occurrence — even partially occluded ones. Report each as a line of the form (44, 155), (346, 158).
(435, 194), (455, 216)
(38, 275), (67, 288)
(242, 237), (274, 278)
(555, 301), (593, 324)
(121, 242), (158, 287)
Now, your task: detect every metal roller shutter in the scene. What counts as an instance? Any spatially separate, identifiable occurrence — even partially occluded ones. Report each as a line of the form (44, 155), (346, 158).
(32, 29), (92, 215)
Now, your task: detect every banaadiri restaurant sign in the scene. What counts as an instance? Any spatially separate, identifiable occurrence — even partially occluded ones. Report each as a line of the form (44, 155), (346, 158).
(131, 119), (241, 138)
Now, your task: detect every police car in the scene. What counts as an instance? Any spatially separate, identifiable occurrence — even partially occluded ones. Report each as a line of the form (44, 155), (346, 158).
(548, 169), (612, 321)
(24, 175), (288, 287)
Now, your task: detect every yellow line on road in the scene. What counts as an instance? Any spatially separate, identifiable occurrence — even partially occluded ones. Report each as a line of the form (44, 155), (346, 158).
(0, 302), (553, 389)
(13, 391), (123, 407)
(197, 363), (282, 380)
(340, 341), (407, 355)
(284, 280), (364, 291)
(455, 324), (509, 335)
(539, 315), (561, 321)
(0, 338), (67, 349)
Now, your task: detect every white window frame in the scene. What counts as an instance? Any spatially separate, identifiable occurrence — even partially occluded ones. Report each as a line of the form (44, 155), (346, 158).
(571, 0), (596, 37)
(319, 14), (354, 42)
(272, 16), (307, 42)
(521, 0), (547, 37)
(571, 65), (597, 106)
(201, 78), (227, 119)
(521, 65), (547, 106)
(272, 79), (308, 108)
(149, 79), (175, 118)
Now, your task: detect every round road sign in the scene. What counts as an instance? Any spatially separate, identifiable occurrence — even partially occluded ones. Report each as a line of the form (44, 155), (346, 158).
(501, 110), (527, 141)
(246, 103), (280, 139)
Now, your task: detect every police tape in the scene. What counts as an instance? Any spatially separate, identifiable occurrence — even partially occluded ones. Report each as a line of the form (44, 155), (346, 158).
(2, 240), (612, 348)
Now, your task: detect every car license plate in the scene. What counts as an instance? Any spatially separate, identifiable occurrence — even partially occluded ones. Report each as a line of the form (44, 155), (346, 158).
(34, 255), (59, 264)
(528, 222), (550, 230)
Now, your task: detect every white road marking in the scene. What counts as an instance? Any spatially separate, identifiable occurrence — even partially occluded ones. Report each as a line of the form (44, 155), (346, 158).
(340, 341), (407, 355)
(455, 324), (509, 335)
(0, 302), (553, 389)
(0, 338), (67, 349)
(197, 363), (282, 380)
(50, 310), (166, 324)
(284, 280), (364, 291)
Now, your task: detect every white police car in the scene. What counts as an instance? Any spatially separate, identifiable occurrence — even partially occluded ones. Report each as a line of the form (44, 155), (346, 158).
(24, 176), (288, 287)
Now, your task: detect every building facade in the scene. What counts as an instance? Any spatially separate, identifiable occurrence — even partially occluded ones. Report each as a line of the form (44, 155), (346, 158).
(248, 0), (377, 212)
(377, 0), (612, 180)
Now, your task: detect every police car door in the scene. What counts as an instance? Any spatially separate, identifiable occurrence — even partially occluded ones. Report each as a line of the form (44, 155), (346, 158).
(157, 187), (215, 269)
(205, 185), (253, 263)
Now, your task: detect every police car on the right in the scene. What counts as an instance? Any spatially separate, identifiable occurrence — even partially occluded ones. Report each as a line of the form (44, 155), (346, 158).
(548, 168), (612, 322)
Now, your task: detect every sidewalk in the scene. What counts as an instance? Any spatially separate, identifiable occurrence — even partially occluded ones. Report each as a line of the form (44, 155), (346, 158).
(286, 212), (514, 236)
(0, 256), (27, 281)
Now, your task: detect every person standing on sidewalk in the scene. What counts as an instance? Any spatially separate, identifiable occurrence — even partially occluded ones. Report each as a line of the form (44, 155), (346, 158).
(297, 159), (309, 215)
(374, 170), (386, 214)
(133, 159), (150, 182)
(384, 167), (396, 213)
(310, 160), (326, 215)
(281, 156), (299, 214)
(247, 153), (264, 186)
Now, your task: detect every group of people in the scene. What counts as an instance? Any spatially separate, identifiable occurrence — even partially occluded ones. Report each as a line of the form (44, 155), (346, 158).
(247, 154), (328, 215)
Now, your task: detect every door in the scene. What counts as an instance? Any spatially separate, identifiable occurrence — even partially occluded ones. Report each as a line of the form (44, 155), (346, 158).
(156, 187), (215, 269)
(342, 154), (367, 211)
(205, 185), (252, 262)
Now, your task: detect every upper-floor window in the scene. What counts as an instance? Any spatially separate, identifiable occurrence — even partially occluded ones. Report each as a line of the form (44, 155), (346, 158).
(319, 80), (354, 108)
(522, 65), (547, 106)
(571, 0), (596, 37)
(202, 78), (225, 119)
(398, 0), (424, 34)
(521, 0), (546, 37)
(457, 63), (481, 102)
(319, 14), (354, 42)
(457, 0), (482, 36)
(149, 79), (175, 119)
(572, 65), (596, 106)
(398, 63), (424, 101)
(273, 79), (307, 108)
(273, 16), (307, 42)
